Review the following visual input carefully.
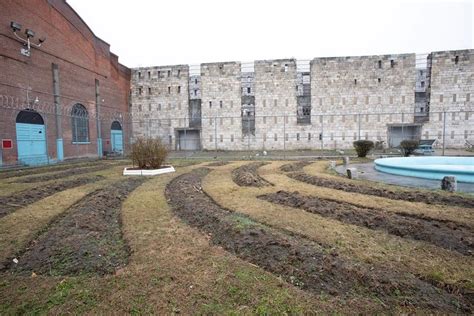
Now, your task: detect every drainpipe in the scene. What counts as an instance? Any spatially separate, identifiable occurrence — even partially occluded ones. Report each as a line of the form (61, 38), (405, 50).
(52, 64), (63, 161)
(95, 79), (102, 158)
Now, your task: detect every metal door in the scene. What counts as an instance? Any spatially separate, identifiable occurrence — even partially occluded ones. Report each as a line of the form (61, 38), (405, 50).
(16, 122), (47, 165)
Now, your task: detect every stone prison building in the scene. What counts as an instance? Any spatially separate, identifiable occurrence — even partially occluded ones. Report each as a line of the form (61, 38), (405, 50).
(130, 49), (473, 151)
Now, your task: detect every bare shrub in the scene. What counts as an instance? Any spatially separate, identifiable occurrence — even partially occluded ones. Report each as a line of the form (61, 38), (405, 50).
(131, 137), (168, 169)
(400, 140), (419, 157)
(353, 140), (374, 157)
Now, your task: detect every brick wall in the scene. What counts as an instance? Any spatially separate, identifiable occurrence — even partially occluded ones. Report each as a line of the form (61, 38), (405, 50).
(0, 0), (130, 164)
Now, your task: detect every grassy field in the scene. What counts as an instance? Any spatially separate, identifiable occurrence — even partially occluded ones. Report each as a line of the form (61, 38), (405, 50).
(0, 158), (472, 314)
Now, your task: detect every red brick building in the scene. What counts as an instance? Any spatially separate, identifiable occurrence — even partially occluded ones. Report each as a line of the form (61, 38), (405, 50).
(0, 0), (131, 166)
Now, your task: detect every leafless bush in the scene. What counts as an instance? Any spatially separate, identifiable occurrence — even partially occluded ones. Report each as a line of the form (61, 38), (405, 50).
(131, 137), (168, 169)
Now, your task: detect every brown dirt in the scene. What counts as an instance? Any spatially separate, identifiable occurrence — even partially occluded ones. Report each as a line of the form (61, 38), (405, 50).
(12, 164), (118, 183)
(279, 161), (311, 173)
(0, 160), (111, 180)
(289, 171), (474, 208)
(206, 161), (231, 167)
(232, 162), (272, 187)
(259, 191), (474, 256)
(4, 177), (147, 276)
(165, 169), (470, 313)
(0, 175), (104, 218)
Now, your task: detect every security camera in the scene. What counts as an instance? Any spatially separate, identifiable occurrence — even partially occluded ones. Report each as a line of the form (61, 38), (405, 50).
(25, 29), (35, 38)
(10, 21), (22, 32)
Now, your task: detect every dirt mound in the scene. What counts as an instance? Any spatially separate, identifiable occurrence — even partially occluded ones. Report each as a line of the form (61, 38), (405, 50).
(206, 161), (231, 167)
(0, 160), (110, 180)
(13, 164), (116, 183)
(6, 177), (146, 276)
(232, 162), (272, 187)
(279, 161), (311, 173)
(0, 175), (104, 218)
(289, 172), (474, 209)
(165, 169), (470, 313)
(259, 191), (474, 256)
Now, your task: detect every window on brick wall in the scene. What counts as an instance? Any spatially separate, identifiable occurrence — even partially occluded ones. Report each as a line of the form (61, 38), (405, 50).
(467, 93), (471, 102)
(177, 70), (181, 77)
(167, 70), (171, 77)
(158, 71), (161, 78)
(147, 71), (151, 79)
(390, 96), (393, 104)
(354, 79), (357, 85)
(220, 135), (223, 142)
(168, 86), (171, 94)
(194, 78), (198, 84)
(209, 101), (212, 108)
(148, 87), (152, 95)
(138, 104), (142, 111)
(177, 86), (181, 94)
(194, 89), (197, 96)
(284, 64), (288, 72)
(138, 71), (142, 79)
(319, 98), (323, 106)
(390, 60), (394, 68)
(263, 133), (267, 142)
(453, 94), (457, 102)
(247, 87), (251, 94)
(308, 133), (311, 141)
(220, 101), (223, 108)
(451, 131), (455, 139)
(296, 133), (300, 141)
(231, 134), (234, 142)
(378, 78), (381, 84)
(71, 104), (89, 143)
(455, 55), (459, 64)
(263, 116), (266, 124)
(365, 96), (369, 105)
(378, 60), (382, 68)
(465, 130), (468, 139)
(274, 133), (278, 141)
(465, 112), (469, 120)
(148, 104), (151, 111)
(440, 95), (443, 103)
(158, 104), (161, 111)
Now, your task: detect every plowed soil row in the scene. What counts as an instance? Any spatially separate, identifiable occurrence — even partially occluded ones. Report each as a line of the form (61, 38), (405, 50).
(259, 191), (473, 256)
(279, 161), (311, 173)
(165, 169), (469, 313)
(288, 171), (474, 208)
(232, 162), (272, 187)
(206, 161), (231, 167)
(4, 177), (146, 276)
(13, 164), (118, 183)
(0, 160), (109, 180)
(0, 175), (104, 218)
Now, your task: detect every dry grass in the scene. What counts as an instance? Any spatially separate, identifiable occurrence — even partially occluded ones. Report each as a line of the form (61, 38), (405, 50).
(0, 165), (126, 263)
(202, 161), (473, 289)
(0, 161), (336, 314)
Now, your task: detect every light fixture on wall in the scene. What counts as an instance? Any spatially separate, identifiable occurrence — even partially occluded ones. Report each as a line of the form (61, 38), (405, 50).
(10, 21), (46, 57)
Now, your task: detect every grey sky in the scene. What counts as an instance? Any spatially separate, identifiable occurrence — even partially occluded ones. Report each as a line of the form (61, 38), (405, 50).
(67, 0), (473, 68)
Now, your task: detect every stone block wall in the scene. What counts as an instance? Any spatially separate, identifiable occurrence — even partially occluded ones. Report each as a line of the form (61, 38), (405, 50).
(311, 54), (416, 148)
(200, 62), (242, 150)
(422, 50), (474, 148)
(130, 65), (189, 149)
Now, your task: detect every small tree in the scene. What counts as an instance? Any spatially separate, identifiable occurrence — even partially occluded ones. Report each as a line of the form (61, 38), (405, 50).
(400, 140), (419, 157)
(353, 140), (374, 158)
(131, 137), (168, 169)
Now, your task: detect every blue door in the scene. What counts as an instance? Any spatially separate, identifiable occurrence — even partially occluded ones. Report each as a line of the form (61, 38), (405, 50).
(16, 110), (48, 166)
(111, 121), (123, 153)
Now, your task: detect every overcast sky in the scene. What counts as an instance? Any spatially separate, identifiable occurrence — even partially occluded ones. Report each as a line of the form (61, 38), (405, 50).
(67, 0), (473, 68)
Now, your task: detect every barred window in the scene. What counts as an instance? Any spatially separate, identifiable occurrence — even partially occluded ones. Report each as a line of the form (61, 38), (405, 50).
(71, 104), (89, 143)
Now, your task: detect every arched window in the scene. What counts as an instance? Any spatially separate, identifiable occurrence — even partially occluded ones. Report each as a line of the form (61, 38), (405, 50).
(111, 121), (122, 130)
(71, 104), (89, 143)
(16, 109), (44, 125)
